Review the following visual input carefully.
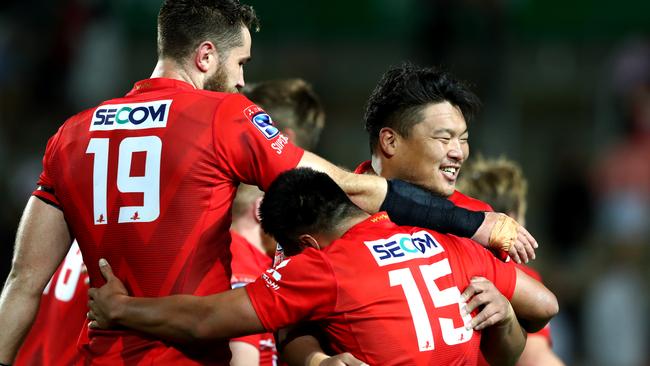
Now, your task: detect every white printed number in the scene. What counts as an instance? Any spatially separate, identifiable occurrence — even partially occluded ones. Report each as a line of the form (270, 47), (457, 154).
(86, 136), (162, 224)
(389, 258), (473, 352)
(43, 242), (84, 302)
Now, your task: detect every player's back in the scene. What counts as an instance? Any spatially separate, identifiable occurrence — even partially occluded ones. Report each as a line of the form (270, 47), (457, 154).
(321, 214), (516, 365)
(34, 78), (303, 364)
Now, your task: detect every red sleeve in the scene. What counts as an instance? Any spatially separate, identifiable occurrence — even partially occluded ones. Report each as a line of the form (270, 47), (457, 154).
(32, 128), (64, 208)
(245, 249), (337, 332)
(213, 94), (304, 190)
(530, 323), (553, 345)
(453, 237), (517, 300)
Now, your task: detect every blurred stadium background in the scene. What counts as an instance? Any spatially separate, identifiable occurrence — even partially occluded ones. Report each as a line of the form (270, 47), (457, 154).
(1, 0), (649, 364)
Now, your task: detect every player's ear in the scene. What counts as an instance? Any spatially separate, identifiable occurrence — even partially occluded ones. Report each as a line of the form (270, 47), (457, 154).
(253, 196), (264, 223)
(378, 127), (398, 157)
(298, 234), (321, 251)
(195, 41), (218, 73)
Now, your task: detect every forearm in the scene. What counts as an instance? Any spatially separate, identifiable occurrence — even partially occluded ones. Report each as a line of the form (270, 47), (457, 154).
(0, 197), (72, 362)
(280, 332), (326, 366)
(380, 179), (484, 236)
(480, 311), (526, 366)
(297, 152), (386, 213)
(107, 288), (265, 343)
(110, 294), (208, 343)
(0, 274), (43, 363)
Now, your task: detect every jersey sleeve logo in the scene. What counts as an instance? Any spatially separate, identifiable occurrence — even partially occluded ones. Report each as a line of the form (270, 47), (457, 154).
(91, 100), (172, 131)
(244, 105), (280, 140)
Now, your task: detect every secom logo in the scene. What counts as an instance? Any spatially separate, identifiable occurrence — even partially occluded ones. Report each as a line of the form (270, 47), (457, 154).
(90, 100), (172, 131)
(364, 230), (445, 266)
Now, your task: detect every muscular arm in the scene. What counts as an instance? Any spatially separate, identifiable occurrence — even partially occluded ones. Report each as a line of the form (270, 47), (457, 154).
(88, 260), (265, 343)
(0, 197), (72, 363)
(510, 268), (559, 333)
(298, 152), (538, 263)
(297, 152), (387, 214)
(462, 277), (526, 366)
(479, 303), (526, 366)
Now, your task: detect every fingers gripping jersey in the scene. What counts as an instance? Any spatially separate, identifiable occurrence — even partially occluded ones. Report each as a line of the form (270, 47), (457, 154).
(32, 78), (303, 364)
(247, 213), (516, 365)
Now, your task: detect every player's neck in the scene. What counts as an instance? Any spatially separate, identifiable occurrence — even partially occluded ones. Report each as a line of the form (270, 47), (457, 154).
(150, 58), (201, 89)
(231, 221), (266, 255)
(334, 212), (371, 239)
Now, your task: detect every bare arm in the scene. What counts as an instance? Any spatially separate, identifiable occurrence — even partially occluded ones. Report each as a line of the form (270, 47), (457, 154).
(88, 259), (265, 343)
(463, 277), (526, 366)
(0, 197), (72, 363)
(510, 268), (559, 333)
(297, 151), (386, 213)
(479, 309), (526, 366)
(298, 152), (538, 264)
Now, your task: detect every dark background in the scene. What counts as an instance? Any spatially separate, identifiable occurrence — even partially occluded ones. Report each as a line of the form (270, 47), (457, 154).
(1, 1), (649, 364)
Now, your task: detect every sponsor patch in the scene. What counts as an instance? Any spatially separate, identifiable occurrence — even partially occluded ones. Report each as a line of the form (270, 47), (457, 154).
(91, 100), (172, 131)
(244, 105), (280, 139)
(261, 259), (291, 290)
(365, 231), (444, 266)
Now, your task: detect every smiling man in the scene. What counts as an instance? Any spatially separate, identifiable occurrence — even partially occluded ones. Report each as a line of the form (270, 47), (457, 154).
(360, 63), (485, 206)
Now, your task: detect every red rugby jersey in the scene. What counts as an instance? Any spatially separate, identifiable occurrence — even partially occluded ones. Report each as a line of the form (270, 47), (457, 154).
(32, 78), (303, 365)
(14, 242), (88, 366)
(230, 231), (277, 366)
(247, 213), (516, 365)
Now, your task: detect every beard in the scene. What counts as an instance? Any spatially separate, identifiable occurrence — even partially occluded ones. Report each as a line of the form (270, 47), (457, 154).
(203, 67), (238, 93)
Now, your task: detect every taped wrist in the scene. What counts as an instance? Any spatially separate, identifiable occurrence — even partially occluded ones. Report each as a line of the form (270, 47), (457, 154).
(380, 179), (484, 238)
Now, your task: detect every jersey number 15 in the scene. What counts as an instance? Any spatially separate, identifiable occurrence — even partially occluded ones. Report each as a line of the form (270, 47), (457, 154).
(390, 258), (473, 352)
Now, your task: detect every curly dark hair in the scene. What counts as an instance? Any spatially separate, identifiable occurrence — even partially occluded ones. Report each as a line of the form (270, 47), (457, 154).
(364, 63), (481, 152)
(158, 0), (260, 61)
(259, 168), (363, 256)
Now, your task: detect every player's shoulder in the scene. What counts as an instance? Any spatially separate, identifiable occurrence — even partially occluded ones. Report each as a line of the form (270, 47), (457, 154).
(449, 190), (493, 211)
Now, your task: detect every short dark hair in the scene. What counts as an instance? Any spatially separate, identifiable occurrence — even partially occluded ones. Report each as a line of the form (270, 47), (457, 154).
(157, 0), (260, 61)
(259, 168), (363, 256)
(364, 63), (481, 152)
(243, 79), (325, 150)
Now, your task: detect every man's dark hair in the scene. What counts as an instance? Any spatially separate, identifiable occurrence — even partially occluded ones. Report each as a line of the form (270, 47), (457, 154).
(260, 168), (363, 256)
(243, 79), (325, 150)
(364, 63), (481, 152)
(157, 0), (260, 61)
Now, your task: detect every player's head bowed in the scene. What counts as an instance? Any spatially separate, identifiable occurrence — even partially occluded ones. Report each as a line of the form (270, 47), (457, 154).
(259, 168), (364, 256)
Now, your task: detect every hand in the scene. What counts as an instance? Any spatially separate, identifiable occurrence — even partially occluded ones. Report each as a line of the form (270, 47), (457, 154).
(461, 277), (516, 331)
(310, 352), (369, 366)
(87, 258), (129, 330)
(472, 212), (537, 264)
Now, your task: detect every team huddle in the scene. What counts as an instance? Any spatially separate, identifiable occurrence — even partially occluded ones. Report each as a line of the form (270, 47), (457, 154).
(0, 1), (562, 365)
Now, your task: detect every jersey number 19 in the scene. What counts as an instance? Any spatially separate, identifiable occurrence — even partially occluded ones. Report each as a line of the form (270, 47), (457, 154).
(86, 136), (161, 224)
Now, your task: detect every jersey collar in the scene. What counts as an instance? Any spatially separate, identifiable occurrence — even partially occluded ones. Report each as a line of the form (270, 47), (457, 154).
(341, 211), (396, 240)
(126, 78), (196, 96)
